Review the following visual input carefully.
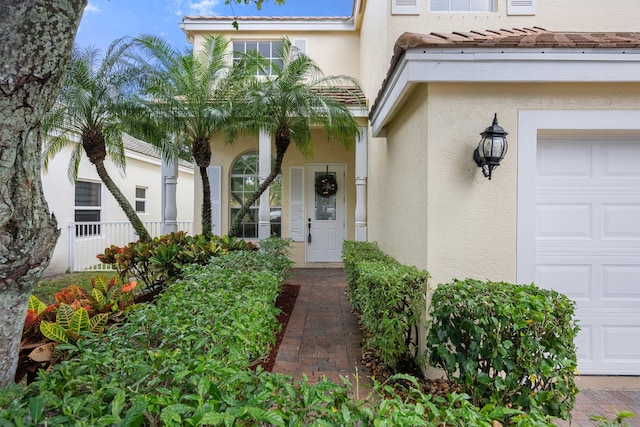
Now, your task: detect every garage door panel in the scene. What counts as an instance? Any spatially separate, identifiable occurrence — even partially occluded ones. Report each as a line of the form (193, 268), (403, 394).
(575, 311), (640, 375)
(602, 204), (640, 239)
(536, 264), (592, 301)
(537, 140), (592, 178)
(536, 136), (640, 375)
(602, 265), (640, 301)
(537, 204), (592, 240)
(602, 141), (640, 177)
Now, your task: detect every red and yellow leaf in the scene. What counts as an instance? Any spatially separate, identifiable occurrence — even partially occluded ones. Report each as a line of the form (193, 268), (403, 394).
(28, 295), (47, 315)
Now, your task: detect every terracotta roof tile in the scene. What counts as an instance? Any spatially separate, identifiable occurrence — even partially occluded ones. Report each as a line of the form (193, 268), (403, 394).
(311, 86), (367, 106)
(373, 28), (640, 120)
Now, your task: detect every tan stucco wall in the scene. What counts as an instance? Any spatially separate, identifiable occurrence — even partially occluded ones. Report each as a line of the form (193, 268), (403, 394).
(192, 31), (361, 81)
(358, 1), (640, 122)
(369, 82), (640, 286)
(194, 130), (358, 266)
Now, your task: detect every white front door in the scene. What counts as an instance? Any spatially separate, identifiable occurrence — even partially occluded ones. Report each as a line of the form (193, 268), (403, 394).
(536, 135), (640, 374)
(306, 164), (346, 262)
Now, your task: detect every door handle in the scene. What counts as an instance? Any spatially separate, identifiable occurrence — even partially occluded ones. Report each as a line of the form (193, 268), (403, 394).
(307, 218), (312, 243)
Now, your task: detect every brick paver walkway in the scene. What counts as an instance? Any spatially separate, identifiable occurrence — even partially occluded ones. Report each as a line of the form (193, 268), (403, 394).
(273, 268), (640, 426)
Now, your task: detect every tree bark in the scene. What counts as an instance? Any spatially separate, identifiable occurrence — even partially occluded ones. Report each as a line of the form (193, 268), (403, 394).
(199, 166), (213, 239)
(93, 159), (152, 242)
(0, 0), (87, 386)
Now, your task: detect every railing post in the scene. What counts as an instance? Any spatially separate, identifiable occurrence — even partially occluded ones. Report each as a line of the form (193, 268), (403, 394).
(69, 222), (76, 272)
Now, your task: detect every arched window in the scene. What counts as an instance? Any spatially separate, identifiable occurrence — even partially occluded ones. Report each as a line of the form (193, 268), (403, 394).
(230, 151), (282, 238)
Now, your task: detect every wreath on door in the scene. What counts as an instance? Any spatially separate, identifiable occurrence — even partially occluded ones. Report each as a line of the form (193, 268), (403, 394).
(315, 173), (338, 198)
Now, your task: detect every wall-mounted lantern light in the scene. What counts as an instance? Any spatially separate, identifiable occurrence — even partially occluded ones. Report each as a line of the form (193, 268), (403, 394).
(473, 113), (508, 180)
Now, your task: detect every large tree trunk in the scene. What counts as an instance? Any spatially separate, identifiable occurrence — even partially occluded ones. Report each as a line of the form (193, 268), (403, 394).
(0, 0), (87, 386)
(93, 159), (152, 242)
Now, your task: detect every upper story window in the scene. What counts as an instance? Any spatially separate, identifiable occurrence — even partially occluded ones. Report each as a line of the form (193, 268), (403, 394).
(430, 0), (494, 12)
(135, 186), (147, 214)
(75, 180), (101, 237)
(232, 40), (284, 76)
(230, 151), (282, 238)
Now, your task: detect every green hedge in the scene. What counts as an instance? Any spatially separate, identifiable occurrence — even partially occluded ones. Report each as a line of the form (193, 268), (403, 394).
(342, 241), (429, 371)
(427, 278), (579, 418)
(0, 242), (562, 426)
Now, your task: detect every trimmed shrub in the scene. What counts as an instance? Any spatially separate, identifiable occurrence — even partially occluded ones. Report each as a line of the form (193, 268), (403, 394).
(426, 278), (579, 418)
(342, 241), (429, 371)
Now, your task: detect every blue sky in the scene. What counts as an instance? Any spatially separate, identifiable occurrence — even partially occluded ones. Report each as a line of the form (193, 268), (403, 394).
(76, 0), (354, 53)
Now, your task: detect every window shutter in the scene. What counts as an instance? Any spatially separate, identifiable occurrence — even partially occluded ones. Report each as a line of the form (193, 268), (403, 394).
(507, 0), (535, 15)
(392, 0), (419, 15)
(292, 38), (307, 55)
(207, 165), (222, 235)
(289, 166), (304, 242)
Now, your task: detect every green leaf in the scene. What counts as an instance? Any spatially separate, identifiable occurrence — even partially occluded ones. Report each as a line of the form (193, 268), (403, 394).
(28, 295), (47, 315)
(56, 303), (75, 329)
(69, 307), (90, 335)
(40, 321), (69, 344)
(29, 396), (45, 423)
(93, 288), (107, 309)
(93, 274), (111, 294)
(89, 313), (109, 335)
(246, 407), (285, 426)
(111, 389), (126, 417)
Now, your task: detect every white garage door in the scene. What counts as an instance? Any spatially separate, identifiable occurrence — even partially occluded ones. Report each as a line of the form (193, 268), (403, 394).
(536, 135), (640, 375)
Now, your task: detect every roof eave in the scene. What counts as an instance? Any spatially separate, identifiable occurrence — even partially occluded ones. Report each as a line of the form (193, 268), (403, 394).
(370, 47), (640, 137)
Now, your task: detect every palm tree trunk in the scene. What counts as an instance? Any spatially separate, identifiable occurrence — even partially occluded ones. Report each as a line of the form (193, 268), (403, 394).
(200, 166), (212, 239)
(93, 159), (152, 242)
(229, 129), (290, 238)
(229, 155), (283, 238)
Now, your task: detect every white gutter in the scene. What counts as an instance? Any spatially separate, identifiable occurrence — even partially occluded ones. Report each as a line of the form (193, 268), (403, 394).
(370, 48), (640, 137)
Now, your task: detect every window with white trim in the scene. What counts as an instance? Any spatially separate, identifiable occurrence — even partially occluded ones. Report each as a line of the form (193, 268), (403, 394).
(135, 186), (147, 214)
(232, 40), (284, 76)
(75, 181), (101, 237)
(430, 0), (494, 12)
(230, 151), (282, 238)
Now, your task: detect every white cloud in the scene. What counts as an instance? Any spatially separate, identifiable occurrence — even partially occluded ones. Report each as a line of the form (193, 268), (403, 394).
(189, 0), (221, 15)
(84, 2), (101, 14)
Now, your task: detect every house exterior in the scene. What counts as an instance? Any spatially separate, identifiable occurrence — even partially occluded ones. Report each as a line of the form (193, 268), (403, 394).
(180, 0), (640, 375)
(42, 134), (195, 276)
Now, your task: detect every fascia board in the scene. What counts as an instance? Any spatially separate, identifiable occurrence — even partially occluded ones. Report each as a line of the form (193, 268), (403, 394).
(180, 20), (355, 33)
(370, 55), (416, 137)
(348, 105), (370, 118)
(371, 48), (640, 137)
(125, 150), (162, 167)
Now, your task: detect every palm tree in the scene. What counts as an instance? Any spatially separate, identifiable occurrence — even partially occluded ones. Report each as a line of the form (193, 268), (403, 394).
(43, 39), (152, 242)
(226, 38), (362, 238)
(131, 34), (254, 238)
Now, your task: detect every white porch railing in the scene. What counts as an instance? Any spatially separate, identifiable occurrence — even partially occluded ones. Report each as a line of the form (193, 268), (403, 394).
(69, 221), (194, 272)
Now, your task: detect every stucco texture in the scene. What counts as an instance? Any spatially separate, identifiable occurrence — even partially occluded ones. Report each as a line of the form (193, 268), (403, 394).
(368, 81), (640, 286)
